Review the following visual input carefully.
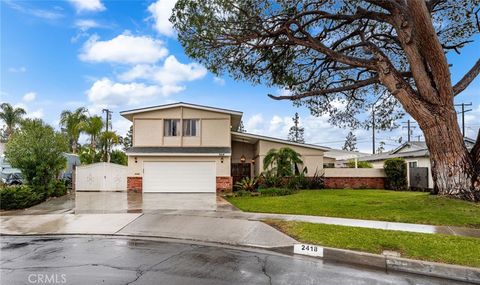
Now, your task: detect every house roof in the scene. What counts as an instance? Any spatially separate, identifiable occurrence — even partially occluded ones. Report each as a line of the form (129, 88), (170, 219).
(126, 146), (231, 156)
(356, 149), (429, 162)
(231, 131), (331, 151)
(324, 149), (370, 160)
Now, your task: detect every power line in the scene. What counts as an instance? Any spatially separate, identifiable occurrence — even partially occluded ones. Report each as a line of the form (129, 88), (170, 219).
(455, 102), (473, 137)
(402, 120), (417, 142)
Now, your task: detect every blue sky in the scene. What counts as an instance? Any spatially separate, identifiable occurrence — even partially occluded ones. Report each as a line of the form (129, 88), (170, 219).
(1, 0), (479, 153)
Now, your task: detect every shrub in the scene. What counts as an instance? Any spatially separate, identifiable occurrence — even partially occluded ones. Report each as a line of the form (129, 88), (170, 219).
(258, 171), (283, 189)
(287, 175), (309, 190)
(0, 185), (42, 210)
(346, 160), (373, 168)
(259, 188), (298, 196)
(384, 158), (408, 190)
(234, 190), (251, 197)
(306, 170), (325, 189)
(234, 177), (258, 192)
(50, 180), (68, 197)
(5, 119), (68, 198)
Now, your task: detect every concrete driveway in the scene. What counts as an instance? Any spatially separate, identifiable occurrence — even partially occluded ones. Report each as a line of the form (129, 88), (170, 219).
(1, 236), (460, 285)
(75, 192), (218, 213)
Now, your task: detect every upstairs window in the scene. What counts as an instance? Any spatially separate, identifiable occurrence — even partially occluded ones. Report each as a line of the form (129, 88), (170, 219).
(164, 119), (180, 136)
(183, 119), (199, 136)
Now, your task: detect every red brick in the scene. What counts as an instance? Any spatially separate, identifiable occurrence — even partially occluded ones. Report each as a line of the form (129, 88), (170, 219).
(324, 177), (385, 189)
(127, 177), (142, 193)
(216, 176), (233, 194)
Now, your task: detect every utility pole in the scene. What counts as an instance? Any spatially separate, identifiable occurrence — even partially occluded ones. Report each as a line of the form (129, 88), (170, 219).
(102, 109), (112, 132)
(372, 105), (375, 154)
(402, 120), (416, 142)
(455, 103), (472, 137)
(102, 109), (113, 162)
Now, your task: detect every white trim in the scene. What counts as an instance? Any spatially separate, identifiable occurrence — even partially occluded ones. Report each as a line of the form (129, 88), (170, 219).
(121, 102), (243, 117)
(231, 131), (330, 151)
(127, 153), (231, 157)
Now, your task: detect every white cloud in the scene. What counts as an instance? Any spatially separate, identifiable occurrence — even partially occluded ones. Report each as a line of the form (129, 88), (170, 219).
(75, 19), (100, 31)
(13, 102), (43, 119)
(22, 92), (36, 102)
(68, 0), (105, 13)
(118, 55), (207, 96)
(8, 67), (27, 73)
(86, 78), (164, 107)
(147, 0), (178, 37)
(245, 114), (264, 131)
(213, 77), (226, 86)
(4, 1), (63, 20)
(80, 33), (168, 64)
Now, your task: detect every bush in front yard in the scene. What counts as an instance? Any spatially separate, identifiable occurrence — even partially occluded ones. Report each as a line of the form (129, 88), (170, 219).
(384, 158), (408, 190)
(259, 188), (298, 196)
(0, 185), (42, 210)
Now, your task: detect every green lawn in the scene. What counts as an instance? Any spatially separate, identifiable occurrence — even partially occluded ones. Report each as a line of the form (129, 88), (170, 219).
(227, 190), (480, 227)
(267, 220), (480, 268)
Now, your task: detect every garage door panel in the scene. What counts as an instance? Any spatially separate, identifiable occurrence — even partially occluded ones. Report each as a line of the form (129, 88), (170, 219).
(143, 162), (215, 193)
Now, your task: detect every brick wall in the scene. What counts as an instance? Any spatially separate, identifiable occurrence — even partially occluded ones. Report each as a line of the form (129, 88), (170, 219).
(127, 177), (142, 192)
(324, 177), (385, 189)
(216, 176), (233, 194)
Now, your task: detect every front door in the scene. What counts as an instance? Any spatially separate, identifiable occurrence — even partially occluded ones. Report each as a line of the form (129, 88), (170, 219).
(231, 163), (251, 186)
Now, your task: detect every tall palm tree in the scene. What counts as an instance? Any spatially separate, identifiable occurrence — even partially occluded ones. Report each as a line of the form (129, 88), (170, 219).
(59, 107), (87, 154)
(263, 147), (303, 177)
(100, 131), (119, 163)
(0, 103), (26, 140)
(82, 116), (104, 150)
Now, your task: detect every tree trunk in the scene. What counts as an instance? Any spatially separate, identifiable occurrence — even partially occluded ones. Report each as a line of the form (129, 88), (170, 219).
(72, 141), (77, 154)
(419, 108), (480, 201)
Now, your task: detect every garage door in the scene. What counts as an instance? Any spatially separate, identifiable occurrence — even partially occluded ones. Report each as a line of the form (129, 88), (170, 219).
(143, 161), (216, 193)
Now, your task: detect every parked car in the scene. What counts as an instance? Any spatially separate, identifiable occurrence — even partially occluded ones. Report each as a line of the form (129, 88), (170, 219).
(0, 171), (23, 186)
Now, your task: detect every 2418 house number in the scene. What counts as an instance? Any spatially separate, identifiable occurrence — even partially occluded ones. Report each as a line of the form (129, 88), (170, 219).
(294, 244), (324, 257)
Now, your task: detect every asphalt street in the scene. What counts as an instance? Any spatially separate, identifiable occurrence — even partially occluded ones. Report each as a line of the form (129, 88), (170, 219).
(0, 236), (468, 285)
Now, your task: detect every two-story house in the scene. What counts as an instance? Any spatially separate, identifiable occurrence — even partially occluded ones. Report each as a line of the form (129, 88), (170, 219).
(120, 102), (329, 193)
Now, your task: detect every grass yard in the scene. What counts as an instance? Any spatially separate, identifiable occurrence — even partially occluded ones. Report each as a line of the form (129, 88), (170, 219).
(227, 190), (480, 227)
(267, 220), (480, 268)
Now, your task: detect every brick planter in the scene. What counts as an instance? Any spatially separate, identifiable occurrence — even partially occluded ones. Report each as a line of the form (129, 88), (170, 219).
(127, 177), (142, 192)
(324, 177), (385, 189)
(216, 176), (233, 194)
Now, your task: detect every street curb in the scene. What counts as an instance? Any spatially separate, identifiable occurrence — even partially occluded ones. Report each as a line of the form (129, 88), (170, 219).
(2, 233), (479, 283)
(297, 246), (480, 284)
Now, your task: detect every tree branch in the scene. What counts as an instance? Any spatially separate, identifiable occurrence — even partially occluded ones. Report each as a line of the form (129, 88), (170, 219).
(268, 76), (379, 100)
(453, 59), (480, 96)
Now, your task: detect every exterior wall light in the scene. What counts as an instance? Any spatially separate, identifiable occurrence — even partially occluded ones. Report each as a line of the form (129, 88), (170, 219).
(134, 157), (138, 163)
(240, 155), (246, 163)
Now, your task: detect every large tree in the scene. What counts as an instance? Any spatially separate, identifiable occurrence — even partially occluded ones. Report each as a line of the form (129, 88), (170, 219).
(288, 112), (305, 143)
(342, 131), (358, 152)
(59, 107), (88, 154)
(0, 103), (26, 140)
(82, 115), (104, 150)
(172, 0), (480, 201)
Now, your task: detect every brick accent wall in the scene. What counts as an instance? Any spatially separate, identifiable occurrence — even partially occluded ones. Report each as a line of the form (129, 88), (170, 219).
(216, 176), (233, 194)
(324, 177), (385, 189)
(127, 177), (142, 192)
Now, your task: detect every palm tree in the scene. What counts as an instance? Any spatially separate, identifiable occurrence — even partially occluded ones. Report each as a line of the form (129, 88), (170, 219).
(100, 131), (120, 163)
(0, 103), (26, 139)
(82, 116), (104, 150)
(263, 147), (303, 177)
(59, 107), (87, 154)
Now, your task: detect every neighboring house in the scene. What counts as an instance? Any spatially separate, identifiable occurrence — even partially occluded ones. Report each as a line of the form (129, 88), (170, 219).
(355, 138), (476, 189)
(0, 142), (5, 156)
(120, 102), (330, 193)
(324, 149), (370, 168)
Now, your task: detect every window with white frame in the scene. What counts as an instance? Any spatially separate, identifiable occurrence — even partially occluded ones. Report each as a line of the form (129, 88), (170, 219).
(164, 119), (180, 136)
(183, 119), (199, 136)
(408, 161), (418, 168)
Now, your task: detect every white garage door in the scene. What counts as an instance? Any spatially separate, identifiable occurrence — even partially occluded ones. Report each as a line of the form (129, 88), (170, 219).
(143, 161), (216, 193)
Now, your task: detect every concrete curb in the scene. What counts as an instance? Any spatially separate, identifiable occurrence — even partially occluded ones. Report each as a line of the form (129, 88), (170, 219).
(2, 233), (479, 283)
(308, 246), (480, 284)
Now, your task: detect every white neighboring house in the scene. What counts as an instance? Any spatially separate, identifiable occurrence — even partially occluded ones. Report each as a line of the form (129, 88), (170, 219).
(323, 149), (370, 168)
(355, 138), (476, 189)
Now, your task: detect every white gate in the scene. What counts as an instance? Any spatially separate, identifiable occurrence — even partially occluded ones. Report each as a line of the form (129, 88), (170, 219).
(75, 162), (127, 191)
